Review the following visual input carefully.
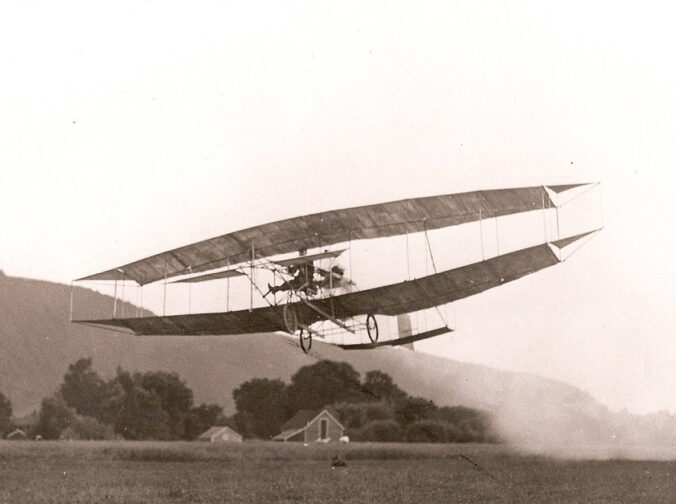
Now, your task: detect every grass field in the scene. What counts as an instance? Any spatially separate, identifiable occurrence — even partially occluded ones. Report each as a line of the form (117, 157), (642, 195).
(1, 441), (674, 503)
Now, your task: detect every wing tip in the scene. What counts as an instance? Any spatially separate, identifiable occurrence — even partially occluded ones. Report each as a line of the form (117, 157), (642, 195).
(550, 228), (602, 251)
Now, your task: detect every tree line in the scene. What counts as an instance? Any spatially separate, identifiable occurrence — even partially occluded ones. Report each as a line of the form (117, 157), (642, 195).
(232, 360), (497, 443)
(1, 357), (496, 442)
(3, 358), (225, 440)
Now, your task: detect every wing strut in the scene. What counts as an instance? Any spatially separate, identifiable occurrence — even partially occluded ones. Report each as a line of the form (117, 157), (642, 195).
(300, 298), (356, 334)
(423, 224), (449, 328)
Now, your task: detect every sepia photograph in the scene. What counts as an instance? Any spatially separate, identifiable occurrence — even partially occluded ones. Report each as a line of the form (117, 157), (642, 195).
(0, 1), (674, 502)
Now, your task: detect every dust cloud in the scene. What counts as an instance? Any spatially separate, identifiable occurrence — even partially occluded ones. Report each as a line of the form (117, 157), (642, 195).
(489, 374), (676, 460)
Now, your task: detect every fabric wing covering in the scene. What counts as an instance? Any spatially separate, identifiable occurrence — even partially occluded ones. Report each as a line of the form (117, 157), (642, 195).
(76, 232), (594, 337)
(77, 184), (587, 285)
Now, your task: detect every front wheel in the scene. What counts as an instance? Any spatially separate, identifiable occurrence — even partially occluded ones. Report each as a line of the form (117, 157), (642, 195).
(283, 304), (298, 334)
(299, 328), (312, 353)
(366, 314), (379, 342)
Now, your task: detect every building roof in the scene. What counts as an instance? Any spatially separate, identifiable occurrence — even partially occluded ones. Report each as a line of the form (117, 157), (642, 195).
(6, 429), (28, 439)
(272, 428), (304, 441)
(280, 408), (343, 432)
(281, 410), (320, 431)
(273, 408), (345, 441)
(197, 425), (241, 441)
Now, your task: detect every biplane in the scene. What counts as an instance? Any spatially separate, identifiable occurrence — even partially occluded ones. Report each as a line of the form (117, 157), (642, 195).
(72, 184), (600, 353)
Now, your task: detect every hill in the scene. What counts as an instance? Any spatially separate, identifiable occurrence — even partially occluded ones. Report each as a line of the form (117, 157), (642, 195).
(0, 271), (603, 432)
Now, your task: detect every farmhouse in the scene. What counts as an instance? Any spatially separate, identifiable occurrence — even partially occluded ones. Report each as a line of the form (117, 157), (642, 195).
(273, 408), (344, 442)
(197, 425), (243, 443)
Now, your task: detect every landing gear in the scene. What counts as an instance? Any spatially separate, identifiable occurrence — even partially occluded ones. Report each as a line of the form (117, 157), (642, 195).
(299, 328), (312, 354)
(366, 314), (378, 342)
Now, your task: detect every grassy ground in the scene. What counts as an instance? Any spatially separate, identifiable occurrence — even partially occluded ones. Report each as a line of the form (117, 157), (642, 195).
(0, 441), (674, 503)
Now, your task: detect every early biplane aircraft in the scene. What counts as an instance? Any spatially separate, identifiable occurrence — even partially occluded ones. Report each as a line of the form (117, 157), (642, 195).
(72, 184), (600, 353)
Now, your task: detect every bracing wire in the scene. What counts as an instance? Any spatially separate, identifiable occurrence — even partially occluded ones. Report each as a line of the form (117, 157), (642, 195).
(561, 230), (601, 262)
(558, 182), (600, 207)
(423, 226), (448, 327)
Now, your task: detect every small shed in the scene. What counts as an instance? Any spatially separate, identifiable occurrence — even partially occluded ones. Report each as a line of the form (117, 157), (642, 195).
(273, 408), (344, 443)
(197, 425), (243, 443)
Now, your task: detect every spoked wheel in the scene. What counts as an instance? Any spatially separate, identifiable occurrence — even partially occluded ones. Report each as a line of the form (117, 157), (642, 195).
(366, 314), (379, 342)
(299, 328), (312, 353)
(283, 304), (298, 334)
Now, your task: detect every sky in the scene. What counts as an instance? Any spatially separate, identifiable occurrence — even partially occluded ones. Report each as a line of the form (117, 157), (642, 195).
(1, 1), (674, 414)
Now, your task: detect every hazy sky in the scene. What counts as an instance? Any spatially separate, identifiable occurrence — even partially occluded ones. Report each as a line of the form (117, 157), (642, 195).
(1, 1), (674, 414)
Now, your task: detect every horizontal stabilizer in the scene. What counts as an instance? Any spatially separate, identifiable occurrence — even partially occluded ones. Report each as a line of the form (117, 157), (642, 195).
(337, 326), (452, 350)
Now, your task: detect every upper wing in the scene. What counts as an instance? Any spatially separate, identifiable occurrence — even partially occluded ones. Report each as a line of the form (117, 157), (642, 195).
(77, 185), (588, 285)
(74, 231), (595, 336)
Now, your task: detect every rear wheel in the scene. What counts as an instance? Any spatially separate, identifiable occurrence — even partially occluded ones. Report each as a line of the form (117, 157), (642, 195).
(299, 328), (312, 353)
(366, 314), (379, 342)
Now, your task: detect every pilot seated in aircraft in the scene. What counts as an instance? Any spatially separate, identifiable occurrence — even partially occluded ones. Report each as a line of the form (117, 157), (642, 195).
(265, 263), (318, 297)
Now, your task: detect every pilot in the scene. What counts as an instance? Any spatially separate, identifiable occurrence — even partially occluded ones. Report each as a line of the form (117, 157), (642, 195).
(265, 262), (318, 296)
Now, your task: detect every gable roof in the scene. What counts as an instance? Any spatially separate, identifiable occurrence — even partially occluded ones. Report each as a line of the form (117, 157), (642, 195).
(197, 425), (240, 440)
(272, 428), (305, 441)
(280, 408), (344, 432)
(281, 410), (319, 431)
(6, 428), (28, 439)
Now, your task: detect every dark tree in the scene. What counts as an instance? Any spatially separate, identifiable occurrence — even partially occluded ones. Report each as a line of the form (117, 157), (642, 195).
(35, 396), (73, 440)
(0, 391), (12, 436)
(405, 420), (452, 443)
(362, 371), (407, 403)
(233, 378), (290, 439)
(332, 402), (368, 429)
(139, 371), (194, 439)
(395, 396), (438, 426)
(60, 357), (109, 419)
(356, 419), (403, 442)
(365, 401), (395, 422)
(104, 369), (170, 440)
(232, 410), (255, 439)
(287, 360), (365, 411)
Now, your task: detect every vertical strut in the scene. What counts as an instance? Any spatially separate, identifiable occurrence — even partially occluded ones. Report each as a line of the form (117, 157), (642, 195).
(541, 188), (548, 243)
(556, 205), (561, 240)
(249, 242), (254, 312)
(272, 266), (277, 306)
(479, 208), (485, 261)
(424, 224), (429, 278)
(112, 280), (118, 318)
(495, 217), (500, 256)
(405, 230), (411, 280)
(226, 257), (230, 312)
(69, 282), (74, 322)
(163, 264), (168, 316)
(120, 280), (125, 318)
(188, 268), (192, 315)
(348, 230), (353, 282)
